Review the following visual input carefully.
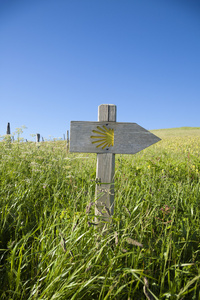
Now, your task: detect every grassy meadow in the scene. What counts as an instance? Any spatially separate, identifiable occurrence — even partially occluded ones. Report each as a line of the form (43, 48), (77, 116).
(0, 127), (200, 299)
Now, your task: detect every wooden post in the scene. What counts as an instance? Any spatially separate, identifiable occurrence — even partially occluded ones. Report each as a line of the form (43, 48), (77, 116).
(6, 122), (11, 143)
(36, 134), (40, 143)
(66, 130), (69, 152)
(7, 123), (11, 135)
(95, 104), (116, 224)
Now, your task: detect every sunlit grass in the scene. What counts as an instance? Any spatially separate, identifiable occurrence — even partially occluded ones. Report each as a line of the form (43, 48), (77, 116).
(0, 127), (200, 299)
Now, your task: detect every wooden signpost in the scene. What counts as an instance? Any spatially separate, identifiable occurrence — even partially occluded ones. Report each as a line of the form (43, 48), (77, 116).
(70, 104), (161, 225)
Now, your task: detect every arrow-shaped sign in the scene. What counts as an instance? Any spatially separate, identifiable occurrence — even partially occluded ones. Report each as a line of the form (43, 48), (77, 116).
(70, 121), (161, 154)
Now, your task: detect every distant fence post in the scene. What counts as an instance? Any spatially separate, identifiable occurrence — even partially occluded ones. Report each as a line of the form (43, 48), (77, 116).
(6, 122), (12, 143)
(7, 123), (11, 135)
(36, 134), (40, 143)
(66, 130), (69, 152)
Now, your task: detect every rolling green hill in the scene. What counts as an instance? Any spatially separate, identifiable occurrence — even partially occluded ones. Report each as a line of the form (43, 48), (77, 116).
(151, 127), (200, 138)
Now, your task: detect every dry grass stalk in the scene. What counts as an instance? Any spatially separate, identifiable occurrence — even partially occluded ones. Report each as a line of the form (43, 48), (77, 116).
(69, 250), (74, 257)
(85, 266), (92, 272)
(103, 204), (111, 216)
(126, 237), (143, 247)
(88, 221), (98, 227)
(114, 231), (118, 246)
(95, 207), (104, 216)
(121, 248), (128, 253)
(123, 205), (131, 216)
(86, 202), (94, 214)
(60, 237), (66, 252)
(143, 277), (154, 300)
(59, 233), (66, 252)
(72, 219), (79, 231)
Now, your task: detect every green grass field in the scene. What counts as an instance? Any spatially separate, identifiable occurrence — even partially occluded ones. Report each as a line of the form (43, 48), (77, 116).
(0, 127), (200, 299)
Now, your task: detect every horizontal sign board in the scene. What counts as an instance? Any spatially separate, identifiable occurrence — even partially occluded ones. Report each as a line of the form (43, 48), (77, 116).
(70, 121), (161, 154)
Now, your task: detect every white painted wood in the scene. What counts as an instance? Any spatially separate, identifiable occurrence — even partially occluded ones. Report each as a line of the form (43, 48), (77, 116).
(70, 121), (161, 154)
(95, 104), (116, 223)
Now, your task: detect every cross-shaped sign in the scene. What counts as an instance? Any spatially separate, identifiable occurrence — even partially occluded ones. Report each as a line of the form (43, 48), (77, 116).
(70, 104), (161, 225)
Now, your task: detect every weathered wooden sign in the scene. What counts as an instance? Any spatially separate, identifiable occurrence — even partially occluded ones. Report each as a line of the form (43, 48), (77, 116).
(70, 121), (160, 154)
(70, 104), (161, 226)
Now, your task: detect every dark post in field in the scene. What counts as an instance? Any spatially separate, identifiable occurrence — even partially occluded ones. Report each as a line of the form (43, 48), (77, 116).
(69, 104), (161, 227)
(36, 134), (40, 143)
(7, 123), (11, 135)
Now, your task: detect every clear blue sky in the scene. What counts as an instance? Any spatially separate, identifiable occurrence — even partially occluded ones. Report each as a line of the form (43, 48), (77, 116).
(0, 0), (200, 140)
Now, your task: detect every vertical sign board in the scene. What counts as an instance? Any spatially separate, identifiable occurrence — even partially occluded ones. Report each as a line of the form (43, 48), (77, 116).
(70, 104), (161, 224)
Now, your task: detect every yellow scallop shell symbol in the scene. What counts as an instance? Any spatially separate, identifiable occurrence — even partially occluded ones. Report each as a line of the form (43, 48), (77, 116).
(91, 125), (114, 149)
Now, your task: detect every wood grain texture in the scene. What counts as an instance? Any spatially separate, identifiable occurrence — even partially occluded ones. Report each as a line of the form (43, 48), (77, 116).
(98, 104), (117, 122)
(95, 104), (116, 222)
(70, 121), (161, 154)
(95, 153), (115, 219)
